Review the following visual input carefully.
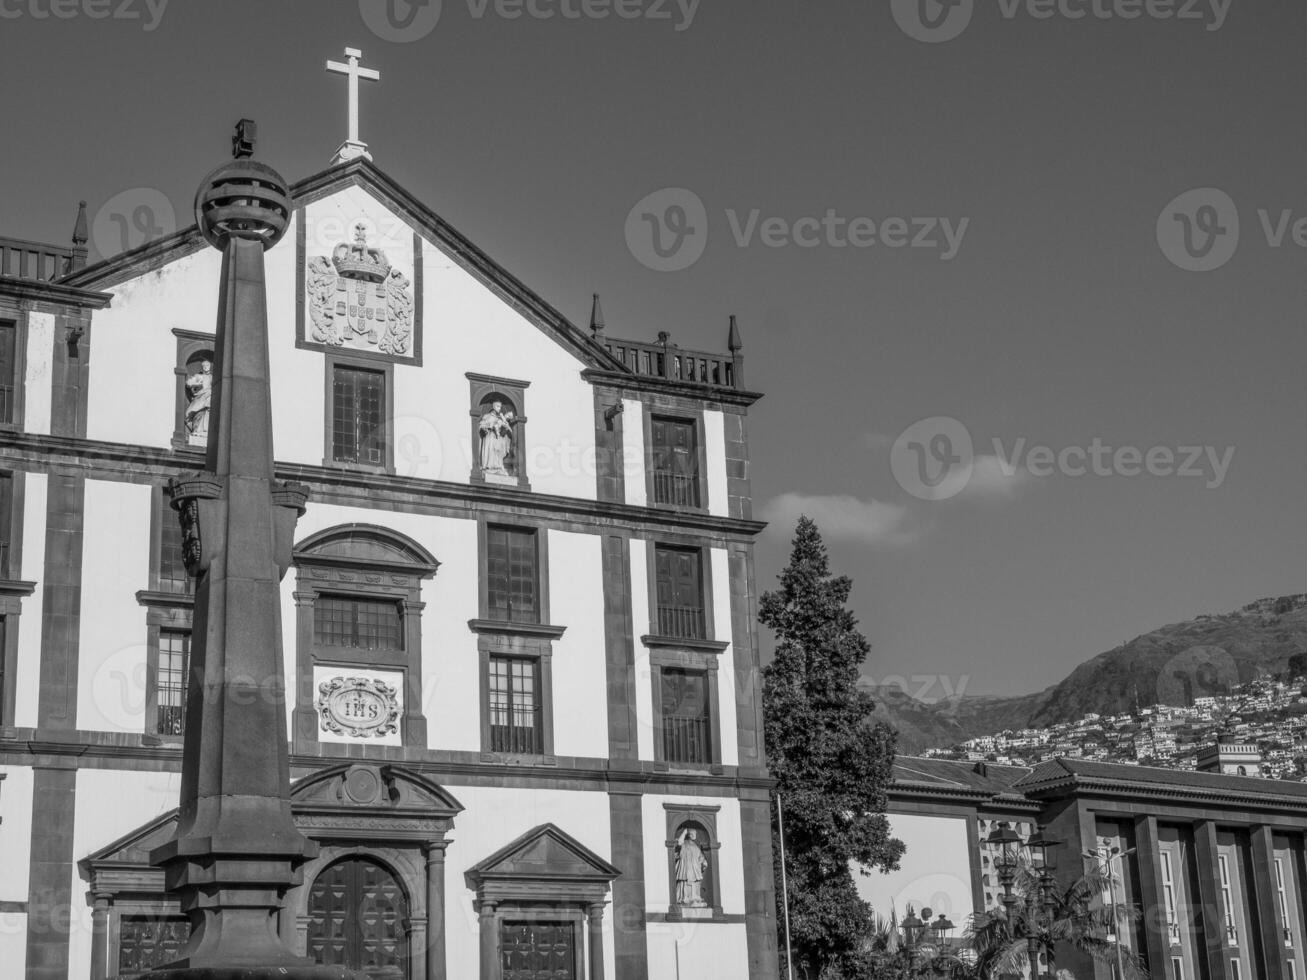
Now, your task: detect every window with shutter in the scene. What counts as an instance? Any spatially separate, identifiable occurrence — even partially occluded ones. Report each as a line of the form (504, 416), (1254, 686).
(487, 526), (539, 623)
(332, 365), (385, 465)
(654, 545), (704, 639)
(650, 416), (700, 507)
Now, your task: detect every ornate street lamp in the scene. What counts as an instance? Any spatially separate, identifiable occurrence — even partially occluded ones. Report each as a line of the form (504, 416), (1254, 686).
(986, 823), (1062, 979)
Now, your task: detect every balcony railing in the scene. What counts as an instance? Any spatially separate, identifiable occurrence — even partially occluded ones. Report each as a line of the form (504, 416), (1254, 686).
(657, 604), (705, 640)
(156, 703), (185, 736)
(0, 235), (82, 283)
(490, 719), (540, 755)
(604, 330), (743, 390)
(662, 714), (710, 765)
(651, 467), (701, 508)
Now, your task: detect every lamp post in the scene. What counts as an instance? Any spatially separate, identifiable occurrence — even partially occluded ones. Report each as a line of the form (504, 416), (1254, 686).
(1084, 840), (1136, 980)
(987, 822), (1062, 980)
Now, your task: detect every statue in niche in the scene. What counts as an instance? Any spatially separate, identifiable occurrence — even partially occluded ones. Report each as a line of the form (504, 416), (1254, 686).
(478, 400), (516, 477)
(674, 827), (709, 907)
(184, 359), (212, 445)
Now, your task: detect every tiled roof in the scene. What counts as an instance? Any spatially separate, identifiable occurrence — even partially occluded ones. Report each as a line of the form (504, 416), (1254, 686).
(892, 757), (1034, 798)
(1015, 757), (1307, 802)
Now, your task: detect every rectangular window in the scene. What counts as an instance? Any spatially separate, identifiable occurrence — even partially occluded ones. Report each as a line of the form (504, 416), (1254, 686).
(488, 655), (541, 754)
(331, 365), (385, 465)
(1278, 858), (1293, 946)
(158, 508), (192, 595)
(1171, 956), (1185, 980)
(156, 630), (189, 736)
(1288, 961), (1297, 980)
(1161, 850), (1180, 944)
(1230, 960), (1241, 980)
(654, 545), (705, 639)
(659, 667), (711, 765)
(486, 526), (539, 623)
(314, 596), (403, 650)
(650, 416), (700, 507)
(1219, 855), (1237, 945)
(0, 322), (16, 426)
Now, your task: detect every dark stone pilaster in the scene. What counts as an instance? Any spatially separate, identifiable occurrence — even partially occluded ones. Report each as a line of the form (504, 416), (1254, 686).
(608, 789), (648, 980)
(1135, 814), (1173, 980)
(723, 408), (751, 521)
(36, 470), (84, 729)
(1249, 827), (1284, 980)
(1194, 820), (1231, 980)
(740, 788), (779, 980)
(592, 387), (626, 505)
(602, 534), (639, 763)
(25, 765), (76, 980)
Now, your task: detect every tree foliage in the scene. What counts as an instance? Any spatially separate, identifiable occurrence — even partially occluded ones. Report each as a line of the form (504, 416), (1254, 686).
(762, 517), (905, 979)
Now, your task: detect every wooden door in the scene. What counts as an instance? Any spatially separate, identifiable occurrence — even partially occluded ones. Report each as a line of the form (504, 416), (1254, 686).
(500, 920), (577, 980)
(307, 857), (409, 979)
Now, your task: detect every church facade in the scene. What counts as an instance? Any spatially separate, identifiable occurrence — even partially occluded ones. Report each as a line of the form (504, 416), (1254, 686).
(0, 156), (776, 980)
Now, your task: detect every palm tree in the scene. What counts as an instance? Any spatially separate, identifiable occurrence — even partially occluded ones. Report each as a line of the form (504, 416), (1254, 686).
(964, 864), (1148, 979)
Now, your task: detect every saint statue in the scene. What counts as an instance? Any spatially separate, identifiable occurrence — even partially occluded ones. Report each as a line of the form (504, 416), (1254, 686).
(674, 828), (708, 907)
(185, 359), (213, 445)
(478, 400), (516, 476)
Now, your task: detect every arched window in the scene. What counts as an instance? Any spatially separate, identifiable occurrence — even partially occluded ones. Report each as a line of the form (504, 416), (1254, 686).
(291, 524), (440, 752)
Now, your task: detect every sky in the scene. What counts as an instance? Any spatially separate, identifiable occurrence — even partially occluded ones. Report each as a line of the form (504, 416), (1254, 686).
(3, 0), (1306, 699)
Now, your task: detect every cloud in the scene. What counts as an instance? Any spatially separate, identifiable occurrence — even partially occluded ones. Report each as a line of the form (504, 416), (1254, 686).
(963, 453), (1033, 499)
(760, 493), (918, 547)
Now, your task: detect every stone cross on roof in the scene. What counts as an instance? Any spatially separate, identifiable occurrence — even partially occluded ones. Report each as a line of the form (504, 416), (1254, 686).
(326, 46), (380, 165)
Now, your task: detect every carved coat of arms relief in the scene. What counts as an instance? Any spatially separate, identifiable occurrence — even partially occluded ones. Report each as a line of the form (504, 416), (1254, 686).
(305, 222), (415, 357)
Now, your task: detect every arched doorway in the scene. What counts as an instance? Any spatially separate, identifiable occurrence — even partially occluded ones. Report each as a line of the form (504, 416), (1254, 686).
(307, 856), (411, 979)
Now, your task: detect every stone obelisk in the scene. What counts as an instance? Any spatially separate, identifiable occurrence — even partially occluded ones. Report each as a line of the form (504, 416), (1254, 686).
(142, 121), (359, 980)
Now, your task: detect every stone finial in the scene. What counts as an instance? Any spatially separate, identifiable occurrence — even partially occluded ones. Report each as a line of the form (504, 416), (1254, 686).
(728, 314), (742, 353)
(71, 200), (88, 247)
(232, 118), (257, 159)
(590, 293), (606, 341)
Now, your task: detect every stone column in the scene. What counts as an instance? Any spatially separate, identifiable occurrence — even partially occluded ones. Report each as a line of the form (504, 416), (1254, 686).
(478, 901), (499, 980)
(1194, 820), (1232, 980)
(1251, 826), (1288, 980)
(425, 844), (446, 980)
(586, 904), (605, 980)
(88, 892), (111, 980)
(1133, 815), (1172, 977)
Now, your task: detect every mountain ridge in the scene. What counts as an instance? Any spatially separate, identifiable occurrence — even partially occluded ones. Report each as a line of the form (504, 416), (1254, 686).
(871, 594), (1307, 754)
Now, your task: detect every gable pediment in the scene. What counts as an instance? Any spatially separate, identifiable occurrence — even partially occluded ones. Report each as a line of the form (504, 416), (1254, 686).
(467, 823), (619, 886)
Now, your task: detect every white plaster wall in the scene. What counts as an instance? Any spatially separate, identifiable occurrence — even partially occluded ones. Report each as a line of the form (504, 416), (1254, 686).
(441, 786), (614, 980)
(622, 399), (646, 507)
(281, 502), (480, 752)
(0, 912), (26, 977)
(0, 764), (33, 901)
(709, 547), (739, 768)
(77, 480), (152, 733)
(86, 248), (221, 447)
(67, 767), (183, 980)
(851, 813), (974, 925)
(641, 795), (745, 915)
(23, 311), (53, 436)
(13, 471), (46, 728)
(647, 922), (750, 980)
(703, 409), (728, 518)
(629, 539), (654, 760)
(547, 530), (608, 758)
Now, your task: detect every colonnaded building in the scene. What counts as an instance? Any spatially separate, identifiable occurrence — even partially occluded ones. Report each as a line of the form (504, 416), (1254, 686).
(861, 755), (1307, 980)
(0, 105), (776, 979)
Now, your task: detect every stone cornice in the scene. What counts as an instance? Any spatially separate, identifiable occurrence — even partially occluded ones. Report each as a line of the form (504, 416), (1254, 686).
(1018, 773), (1307, 812)
(0, 432), (767, 539)
(641, 634), (731, 654)
(468, 619), (568, 640)
(581, 369), (764, 407)
(0, 727), (775, 793)
(0, 276), (112, 310)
